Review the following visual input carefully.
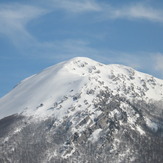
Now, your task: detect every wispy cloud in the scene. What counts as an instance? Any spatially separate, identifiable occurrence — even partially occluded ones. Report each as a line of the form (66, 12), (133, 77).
(45, 1), (163, 23)
(0, 3), (47, 46)
(33, 40), (146, 71)
(154, 54), (163, 72)
(47, 0), (101, 13)
(0, 1), (100, 49)
(29, 39), (101, 61)
(35, 40), (151, 72)
(100, 3), (163, 23)
(0, 1), (163, 79)
(1, 1), (163, 49)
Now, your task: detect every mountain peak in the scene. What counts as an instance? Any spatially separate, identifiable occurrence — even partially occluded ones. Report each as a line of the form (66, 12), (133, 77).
(68, 56), (96, 62)
(0, 57), (163, 120)
(1, 57), (163, 162)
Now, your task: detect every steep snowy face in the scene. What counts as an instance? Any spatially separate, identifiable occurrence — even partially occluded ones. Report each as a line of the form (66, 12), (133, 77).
(0, 57), (163, 120)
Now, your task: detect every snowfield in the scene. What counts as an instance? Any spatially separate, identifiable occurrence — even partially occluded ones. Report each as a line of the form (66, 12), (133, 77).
(0, 57), (163, 120)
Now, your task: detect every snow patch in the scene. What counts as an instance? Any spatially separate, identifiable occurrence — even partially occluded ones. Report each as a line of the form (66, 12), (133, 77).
(136, 125), (145, 135)
(88, 128), (102, 143)
(145, 118), (158, 132)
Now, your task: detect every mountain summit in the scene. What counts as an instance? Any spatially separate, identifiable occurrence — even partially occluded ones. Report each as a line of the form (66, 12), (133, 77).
(0, 57), (163, 119)
(0, 57), (163, 163)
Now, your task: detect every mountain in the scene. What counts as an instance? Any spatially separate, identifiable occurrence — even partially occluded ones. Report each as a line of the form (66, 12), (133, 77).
(0, 57), (163, 163)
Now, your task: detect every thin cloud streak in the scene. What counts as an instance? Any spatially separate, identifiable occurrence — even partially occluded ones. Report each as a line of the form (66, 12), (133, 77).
(46, 0), (163, 23)
(106, 4), (163, 23)
(31, 39), (101, 60)
(0, 3), (47, 46)
(0, 1), (163, 79)
(47, 0), (101, 13)
(35, 40), (151, 73)
(154, 54), (163, 72)
(1, 1), (163, 49)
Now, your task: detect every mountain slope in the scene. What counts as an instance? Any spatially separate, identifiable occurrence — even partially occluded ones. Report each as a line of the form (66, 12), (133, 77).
(0, 57), (163, 163)
(0, 57), (163, 119)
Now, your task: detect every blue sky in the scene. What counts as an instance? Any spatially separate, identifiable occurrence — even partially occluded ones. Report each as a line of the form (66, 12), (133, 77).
(1, 0), (163, 97)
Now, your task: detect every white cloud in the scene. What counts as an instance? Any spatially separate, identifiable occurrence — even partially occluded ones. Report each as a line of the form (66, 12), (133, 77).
(35, 40), (148, 72)
(46, 1), (163, 23)
(0, 3), (47, 46)
(30, 39), (101, 60)
(1, 1), (162, 49)
(154, 54), (163, 72)
(0, 1), (100, 48)
(127, 5), (163, 22)
(0, 1), (163, 76)
(102, 3), (163, 23)
(48, 0), (101, 13)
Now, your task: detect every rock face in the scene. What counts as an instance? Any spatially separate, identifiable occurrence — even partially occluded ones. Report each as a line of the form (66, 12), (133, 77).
(0, 57), (163, 163)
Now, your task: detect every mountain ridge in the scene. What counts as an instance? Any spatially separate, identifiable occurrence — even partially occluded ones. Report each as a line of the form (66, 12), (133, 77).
(0, 57), (163, 163)
(0, 57), (163, 120)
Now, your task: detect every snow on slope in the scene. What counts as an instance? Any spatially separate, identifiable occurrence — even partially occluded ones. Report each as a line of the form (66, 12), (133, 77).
(0, 57), (163, 120)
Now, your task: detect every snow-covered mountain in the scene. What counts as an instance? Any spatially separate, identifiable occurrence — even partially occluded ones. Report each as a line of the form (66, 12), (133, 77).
(0, 57), (163, 119)
(0, 57), (163, 163)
